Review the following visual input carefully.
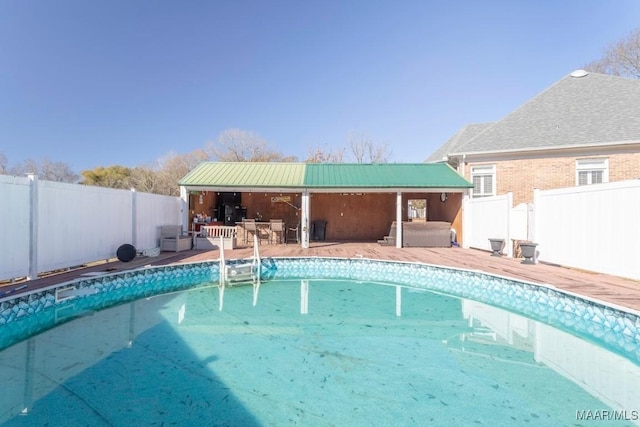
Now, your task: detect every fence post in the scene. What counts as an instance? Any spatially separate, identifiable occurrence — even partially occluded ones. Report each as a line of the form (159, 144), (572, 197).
(527, 202), (535, 242)
(131, 188), (138, 249)
(462, 192), (471, 249)
(506, 192), (513, 257)
(531, 189), (539, 244)
(27, 174), (38, 280)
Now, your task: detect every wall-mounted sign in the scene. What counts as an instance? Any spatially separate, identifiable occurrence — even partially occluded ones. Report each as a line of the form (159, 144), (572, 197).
(271, 196), (291, 203)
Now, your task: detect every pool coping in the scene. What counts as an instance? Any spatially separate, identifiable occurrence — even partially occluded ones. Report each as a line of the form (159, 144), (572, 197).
(4, 243), (639, 312)
(1, 256), (639, 365)
(5, 255), (639, 318)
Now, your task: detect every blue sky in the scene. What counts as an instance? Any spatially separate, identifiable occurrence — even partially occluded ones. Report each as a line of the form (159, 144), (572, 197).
(1, 1), (639, 172)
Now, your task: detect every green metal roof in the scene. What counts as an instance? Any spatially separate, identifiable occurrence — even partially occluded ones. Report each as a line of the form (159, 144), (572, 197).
(179, 162), (306, 187)
(303, 163), (472, 188)
(179, 162), (472, 189)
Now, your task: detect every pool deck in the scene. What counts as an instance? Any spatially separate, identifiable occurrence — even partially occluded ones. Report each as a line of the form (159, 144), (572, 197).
(2, 242), (639, 312)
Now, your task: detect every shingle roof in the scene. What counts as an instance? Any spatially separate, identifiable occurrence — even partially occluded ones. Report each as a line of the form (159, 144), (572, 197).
(426, 123), (493, 162)
(179, 162), (472, 189)
(431, 71), (640, 157)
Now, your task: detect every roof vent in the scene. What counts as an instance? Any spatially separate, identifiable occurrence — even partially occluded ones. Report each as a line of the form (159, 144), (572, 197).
(570, 69), (588, 78)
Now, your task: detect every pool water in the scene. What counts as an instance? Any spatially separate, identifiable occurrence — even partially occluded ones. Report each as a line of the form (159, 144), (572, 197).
(1, 278), (638, 426)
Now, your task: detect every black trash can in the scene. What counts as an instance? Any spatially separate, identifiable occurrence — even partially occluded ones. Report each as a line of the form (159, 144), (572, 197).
(311, 220), (327, 241)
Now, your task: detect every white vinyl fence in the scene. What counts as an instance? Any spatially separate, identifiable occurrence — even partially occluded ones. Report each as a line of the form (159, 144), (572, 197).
(0, 174), (186, 282)
(0, 175), (31, 280)
(534, 180), (640, 281)
(462, 192), (530, 258)
(463, 180), (640, 280)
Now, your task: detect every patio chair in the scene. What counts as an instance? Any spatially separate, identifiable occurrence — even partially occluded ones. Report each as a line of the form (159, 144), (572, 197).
(255, 222), (270, 245)
(160, 225), (192, 252)
(243, 219), (256, 244)
(269, 219), (284, 244)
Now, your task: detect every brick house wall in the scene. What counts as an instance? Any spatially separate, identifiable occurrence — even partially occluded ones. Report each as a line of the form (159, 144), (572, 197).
(460, 151), (640, 206)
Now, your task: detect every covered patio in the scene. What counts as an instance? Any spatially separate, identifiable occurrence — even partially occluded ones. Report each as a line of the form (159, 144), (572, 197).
(178, 162), (473, 248)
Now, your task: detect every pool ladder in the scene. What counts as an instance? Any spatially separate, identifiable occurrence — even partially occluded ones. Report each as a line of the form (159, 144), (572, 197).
(218, 234), (261, 309)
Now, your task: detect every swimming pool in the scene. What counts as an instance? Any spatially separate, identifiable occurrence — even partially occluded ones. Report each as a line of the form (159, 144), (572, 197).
(1, 258), (639, 425)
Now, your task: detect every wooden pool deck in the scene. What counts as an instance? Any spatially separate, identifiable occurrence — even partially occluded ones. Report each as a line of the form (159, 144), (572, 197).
(3, 242), (639, 312)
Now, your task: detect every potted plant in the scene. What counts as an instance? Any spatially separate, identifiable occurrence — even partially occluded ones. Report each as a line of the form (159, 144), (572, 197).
(488, 238), (505, 256)
(519, 242), (538, 264)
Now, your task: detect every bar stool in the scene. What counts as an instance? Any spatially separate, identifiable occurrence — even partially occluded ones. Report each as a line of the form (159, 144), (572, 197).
(243, 219), (256, 244)
(287, 222), (300, 244)
(269, 219), (284, 244)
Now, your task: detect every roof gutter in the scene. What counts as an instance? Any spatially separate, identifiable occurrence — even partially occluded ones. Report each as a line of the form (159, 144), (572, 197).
(448, 140), (640, 160)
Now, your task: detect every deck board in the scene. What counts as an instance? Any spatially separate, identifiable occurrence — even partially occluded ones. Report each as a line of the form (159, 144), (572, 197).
(3, 242), (639, 312)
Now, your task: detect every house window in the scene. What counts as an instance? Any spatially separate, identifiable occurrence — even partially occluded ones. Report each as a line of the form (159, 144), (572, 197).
(470, 165), (495, 197)
(576, 158), (608, 186)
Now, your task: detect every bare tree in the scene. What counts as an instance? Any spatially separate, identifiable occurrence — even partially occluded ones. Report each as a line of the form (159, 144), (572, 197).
(0, 152), (6, 174)
(129, 166), (159, 194)
(349, 132), (369, 163)
(79, 150), (207, 196)
(584, 28), (640, 78)
(348, 131), (392, 163)
(41, 159), (80, 182)
(153, 150), (209, 196)
(10, 158), (78, 182)
(305, 133), (392, 163)
(206, 128), (296, 162)
(305, 144), (345, 163)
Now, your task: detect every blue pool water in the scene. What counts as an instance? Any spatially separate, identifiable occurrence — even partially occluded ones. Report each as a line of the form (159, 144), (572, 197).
(0, 258), (639, 426)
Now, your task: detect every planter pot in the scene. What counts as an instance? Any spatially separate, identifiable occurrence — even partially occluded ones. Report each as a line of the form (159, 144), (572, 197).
(519, 242), (538, 264)
(488, 238), (505, 256)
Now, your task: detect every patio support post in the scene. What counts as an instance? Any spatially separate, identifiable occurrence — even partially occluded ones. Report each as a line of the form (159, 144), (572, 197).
(462, 191), (471, 249)
(179, 186), (189, 232)
(27, 174), (38, 280)
(301, 190), (310, 249)
(396, 192), (402, 248)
